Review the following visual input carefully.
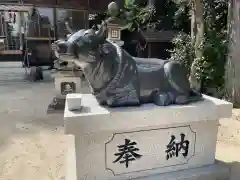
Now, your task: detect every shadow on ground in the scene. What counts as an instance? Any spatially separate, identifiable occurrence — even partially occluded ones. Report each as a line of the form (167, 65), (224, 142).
(229, 162), (240, 180)
(214, 160), (240, 180)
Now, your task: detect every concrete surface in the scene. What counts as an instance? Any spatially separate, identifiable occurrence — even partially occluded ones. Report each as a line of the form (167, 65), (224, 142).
(0, 62), (66, 180)
(66, 136), (230, 180)
(64, 94), (232, 179)
(0, 62), (239, 180)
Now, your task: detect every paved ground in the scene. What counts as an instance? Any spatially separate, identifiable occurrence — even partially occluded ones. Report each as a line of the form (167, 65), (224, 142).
(0, 63), (66, 180)
(0, 62), (239, 180)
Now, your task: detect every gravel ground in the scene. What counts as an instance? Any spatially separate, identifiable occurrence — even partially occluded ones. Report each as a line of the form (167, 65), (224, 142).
(0, 62), (239, 180)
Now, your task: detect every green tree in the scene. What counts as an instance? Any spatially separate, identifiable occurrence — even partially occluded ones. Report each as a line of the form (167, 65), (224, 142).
(170, 0), (228, 97)
(123, 0), (160, 32)
(224, 0), (240, 105)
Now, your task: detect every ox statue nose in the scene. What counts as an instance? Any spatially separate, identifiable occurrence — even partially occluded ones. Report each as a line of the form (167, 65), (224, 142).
(53, 40), (76, 57)
(56, 41), (69, 54)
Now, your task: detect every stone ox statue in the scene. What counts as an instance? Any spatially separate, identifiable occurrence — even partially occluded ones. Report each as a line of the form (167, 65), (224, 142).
(52, 21), (202, 107)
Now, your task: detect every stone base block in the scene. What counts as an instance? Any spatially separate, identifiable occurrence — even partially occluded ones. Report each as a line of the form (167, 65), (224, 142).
(71, 121), (221, 179)
(67, 94), (82, 111)
(66, 135), (229, 180)
(138, 163), (229, 180)
(64, 94), (232, 180)
(53, 71), (82, 96)
(53, 71), (90, 96)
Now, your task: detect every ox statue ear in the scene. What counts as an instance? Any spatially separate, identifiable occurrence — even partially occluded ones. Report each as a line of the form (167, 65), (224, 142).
(66, 34), (71, 39)
(95, 20), (107, 40)
(91, 24), (98, 31)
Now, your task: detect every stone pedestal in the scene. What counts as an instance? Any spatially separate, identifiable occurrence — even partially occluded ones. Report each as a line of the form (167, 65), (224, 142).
(64, 94), (232, 180)
(47, 70), (89, 113)
(54, 71), (82, 96)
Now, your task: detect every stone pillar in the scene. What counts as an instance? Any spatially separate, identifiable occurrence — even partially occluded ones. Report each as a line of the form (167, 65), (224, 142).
(47, 70), (90, 113)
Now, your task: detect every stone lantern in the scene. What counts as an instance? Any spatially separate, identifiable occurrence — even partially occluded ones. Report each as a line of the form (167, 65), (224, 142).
(106, 2), (127, 46)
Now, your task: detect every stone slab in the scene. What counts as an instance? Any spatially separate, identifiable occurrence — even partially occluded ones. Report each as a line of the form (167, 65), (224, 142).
(72, 120), (219, 179)
(64, 94), (232, 133)
(64, 94), (232, 180)
(66, 135), (230, 180)
(67, 93), (82, 111)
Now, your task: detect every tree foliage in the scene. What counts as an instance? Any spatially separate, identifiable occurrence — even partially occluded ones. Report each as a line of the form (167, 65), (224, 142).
(169, 33), (195, 75)
(91, 0), (160, 32)
(170, 0), (228, 97)
(122, 0), (160, 32)
(160, 0), (191, 32)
